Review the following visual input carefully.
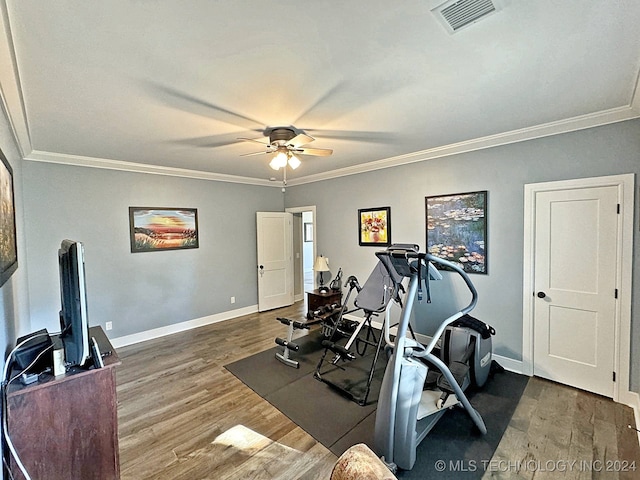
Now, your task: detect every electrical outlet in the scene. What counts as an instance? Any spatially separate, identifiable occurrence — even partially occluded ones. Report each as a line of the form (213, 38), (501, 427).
(230, 296), (236, 304)
(105, 321), (113, 331)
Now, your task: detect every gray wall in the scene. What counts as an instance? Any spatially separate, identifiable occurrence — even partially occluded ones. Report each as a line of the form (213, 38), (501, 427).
(284, 119), (640, 391)
(1, 113), (31, 359)
(3, 111), (639, 394)
(21, 162), (284, 338)
(1, 110), (31, 480)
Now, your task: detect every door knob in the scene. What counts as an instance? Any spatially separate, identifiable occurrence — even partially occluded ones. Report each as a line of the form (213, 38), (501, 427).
(537, 291), (546, 299)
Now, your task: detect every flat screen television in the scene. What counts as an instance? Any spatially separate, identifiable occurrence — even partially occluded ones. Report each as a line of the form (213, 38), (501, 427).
(58, 239), (90, 367)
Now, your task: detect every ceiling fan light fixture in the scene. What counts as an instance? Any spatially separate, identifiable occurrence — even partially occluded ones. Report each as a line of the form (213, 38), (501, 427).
(288, 154), (301, 170)
(269, 151), (288, 170)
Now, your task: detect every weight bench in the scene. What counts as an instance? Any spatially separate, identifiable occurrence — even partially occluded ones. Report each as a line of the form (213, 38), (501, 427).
(274, 316), (323, 368)
(274, 300), (347, 368)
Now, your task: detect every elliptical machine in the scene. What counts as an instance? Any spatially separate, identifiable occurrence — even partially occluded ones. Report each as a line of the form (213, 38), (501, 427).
(373, 245), (495, 472)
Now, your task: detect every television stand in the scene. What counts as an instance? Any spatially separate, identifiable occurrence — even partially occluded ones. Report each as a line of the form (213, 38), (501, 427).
(6, 326), (120, 480)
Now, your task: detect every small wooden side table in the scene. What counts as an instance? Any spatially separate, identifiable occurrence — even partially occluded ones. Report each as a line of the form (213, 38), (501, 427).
(306, 288), (342, 316)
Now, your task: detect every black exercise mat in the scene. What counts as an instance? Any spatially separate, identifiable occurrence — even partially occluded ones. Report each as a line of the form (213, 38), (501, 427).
(266, 373), (377, 447)
(393, 369), (529, 479)
(225, 337), (528, 479)
(315, 347), (387, 405)
(225, 330), (378, 447)
(225, 331), (325, 397)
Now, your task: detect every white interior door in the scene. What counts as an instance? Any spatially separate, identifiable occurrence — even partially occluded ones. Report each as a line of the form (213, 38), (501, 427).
(256, 212), (294, 312)
(533, 185), (618, 397)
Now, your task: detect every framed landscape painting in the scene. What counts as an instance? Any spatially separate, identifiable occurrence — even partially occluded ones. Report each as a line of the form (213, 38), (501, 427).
(358, 207), (391, 247)
(0, 148), (18, 286)
(426, 191), (487, 274)
(129, 207), (199, 253)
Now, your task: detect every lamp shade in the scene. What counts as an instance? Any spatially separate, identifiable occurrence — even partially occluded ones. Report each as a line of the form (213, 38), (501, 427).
(288, 154), (301, 170)
(313, 255), (330, 272)
(269, 151), (288, 170)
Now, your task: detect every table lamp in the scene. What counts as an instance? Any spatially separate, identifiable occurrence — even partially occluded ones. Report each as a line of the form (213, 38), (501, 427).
(314, 255), (331, 293)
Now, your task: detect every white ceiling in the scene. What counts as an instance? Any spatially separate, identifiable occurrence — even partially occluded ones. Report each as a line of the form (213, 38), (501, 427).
(2, 0), (639, 187)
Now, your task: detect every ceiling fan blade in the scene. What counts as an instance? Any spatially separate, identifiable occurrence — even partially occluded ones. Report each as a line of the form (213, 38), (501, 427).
(170, 133), (244, 149)
(293, 80), (350, 125)
(303, 129), (397, 144)
(296, 147), (333, 157)
(238, 137), (269, 146)
(240, 151), (269, 157)
(286, 133), (315, 148)
(149, 83), (265, 131)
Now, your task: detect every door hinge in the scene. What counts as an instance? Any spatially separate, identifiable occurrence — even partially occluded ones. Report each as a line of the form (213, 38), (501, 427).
(615, 288), (619, 299)
(613, 371), (616, 382)
(617, 203), (620, 214)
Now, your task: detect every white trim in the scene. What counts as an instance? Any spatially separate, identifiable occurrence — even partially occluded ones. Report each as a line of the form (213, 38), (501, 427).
(286, 106), (639, 186)
(109, 304), (258, 348)
(19, 106), (640, 188)
(24, 150), (275, 187)
(628, 391), (640, 446)
(0, 1), (32, 156)
(286, 205), (317, 290)
(522, 174), (634, 403)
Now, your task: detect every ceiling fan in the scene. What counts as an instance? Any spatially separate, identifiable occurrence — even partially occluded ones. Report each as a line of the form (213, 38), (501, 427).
(238, 126), (333, 171)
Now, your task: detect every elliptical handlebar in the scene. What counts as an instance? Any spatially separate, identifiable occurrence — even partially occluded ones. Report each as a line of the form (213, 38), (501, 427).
(425, 253), (477, 313)
(418, 253), (477, 357)
(374, 249), (478, 355)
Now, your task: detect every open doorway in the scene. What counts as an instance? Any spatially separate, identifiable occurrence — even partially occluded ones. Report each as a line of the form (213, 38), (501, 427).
(286, 206), (316, 302)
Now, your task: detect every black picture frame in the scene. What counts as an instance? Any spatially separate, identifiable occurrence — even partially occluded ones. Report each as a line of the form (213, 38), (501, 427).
(426, 191), (487, 274)
(129, 207), (199, 253)
(0, 148), (18, 287)
(358, 206), (391, 247)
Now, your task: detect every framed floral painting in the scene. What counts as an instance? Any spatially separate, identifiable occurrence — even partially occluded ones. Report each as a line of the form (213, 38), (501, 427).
(358, 207), (391, 247)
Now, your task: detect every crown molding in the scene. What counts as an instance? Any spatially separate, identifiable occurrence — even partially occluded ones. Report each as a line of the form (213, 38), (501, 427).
(23, 150), (275, 187)
(22, 102), (640, 189)
(3, 1), (640, 188)
(0, 0), (31, 157)
(287, 103), (640, 186)
(22, 103), (640, 188)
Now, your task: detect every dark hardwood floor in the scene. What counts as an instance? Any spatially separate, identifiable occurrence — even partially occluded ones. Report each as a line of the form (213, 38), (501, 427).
(115, 301), (640, 479)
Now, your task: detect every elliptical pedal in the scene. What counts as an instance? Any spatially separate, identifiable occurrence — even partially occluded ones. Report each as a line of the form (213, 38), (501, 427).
(436, 361), (470, 409)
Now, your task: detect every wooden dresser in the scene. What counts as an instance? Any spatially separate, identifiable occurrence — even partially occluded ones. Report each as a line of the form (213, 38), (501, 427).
(6, 326), (120, 480)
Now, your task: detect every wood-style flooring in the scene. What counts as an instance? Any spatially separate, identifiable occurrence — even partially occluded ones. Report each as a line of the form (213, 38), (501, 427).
(115, 302), (640, 479)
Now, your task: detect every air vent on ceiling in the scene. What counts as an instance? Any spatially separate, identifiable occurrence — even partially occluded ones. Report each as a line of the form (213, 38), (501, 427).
(431, 0), (502, 34)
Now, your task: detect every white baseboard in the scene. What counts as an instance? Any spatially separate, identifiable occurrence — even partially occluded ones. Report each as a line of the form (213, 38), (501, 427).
(110, 304), (258, 348)
(625, 391), (640, 445)
(491, 355), (523, 374)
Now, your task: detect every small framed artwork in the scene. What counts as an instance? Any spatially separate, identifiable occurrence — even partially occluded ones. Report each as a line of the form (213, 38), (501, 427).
(304, 222), (313, 242)
(0, 148), (18, 287)
(426, 191), (487, 274)
(358, 207), (391, 247)
(129, 207), (199, 253)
